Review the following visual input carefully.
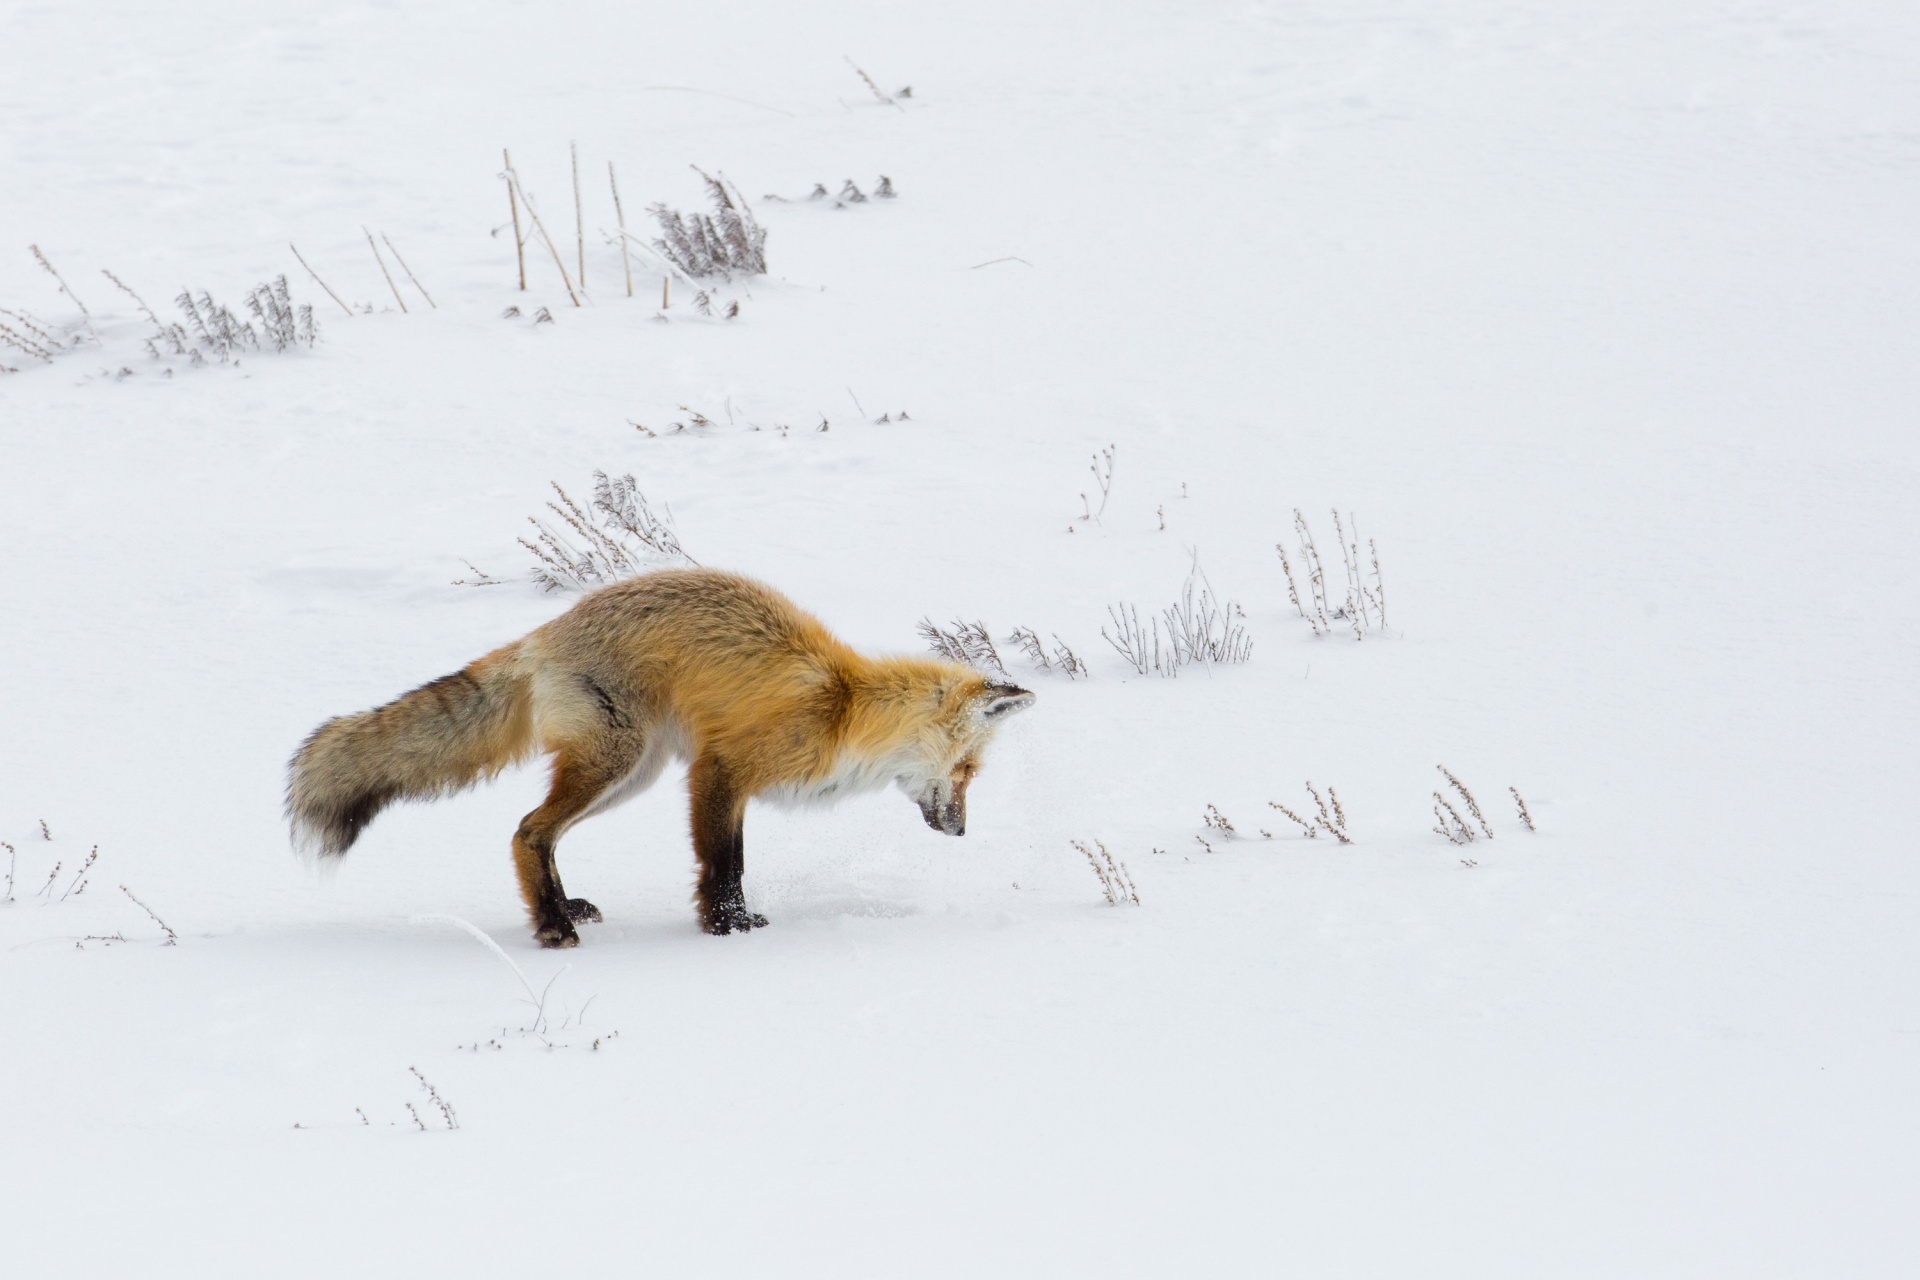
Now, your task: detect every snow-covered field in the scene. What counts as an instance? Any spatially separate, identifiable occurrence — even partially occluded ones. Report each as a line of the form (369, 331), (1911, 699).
(4, 1), (1917, 1273)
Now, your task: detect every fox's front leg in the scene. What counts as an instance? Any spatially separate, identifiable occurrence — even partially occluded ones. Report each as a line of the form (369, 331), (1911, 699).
(688, 755), (766, 935)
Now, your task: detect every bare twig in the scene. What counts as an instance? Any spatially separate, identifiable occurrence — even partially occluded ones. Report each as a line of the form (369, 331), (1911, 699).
(290, 243), (353, 317)
(506, 165), (582, 306)
(365, 229), (408, 313)
(101, 270), (166, 339)
(845, 56), (902, 109)
(609, 163), (633, 298)
(30, 245), (95, 338)
(60, 845), (97, 901)
(571, 141), (585, 292)
(504, 148), (526, 291)
(380, 234), (435, 309)
(120, 884), (178, 944)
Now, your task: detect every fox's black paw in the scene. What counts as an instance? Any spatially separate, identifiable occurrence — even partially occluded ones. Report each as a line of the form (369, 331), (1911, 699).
(704, 906), (769, 935)
(534, 920), (580, 949)
(564, 898), (603, 924)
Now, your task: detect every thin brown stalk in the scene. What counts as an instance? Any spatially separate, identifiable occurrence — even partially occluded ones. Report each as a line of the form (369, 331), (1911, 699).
(506, 167), (581, 306)
(30, 245), (94, 337)
(100, 269), (165, 337)
(365, 228), (408, 313)
(1268, 801), (1315, 837)
(504, 148), (526, 291)
(1510, 786), (1536, 832)
(609, 162), (633, 298)
(844, 56), (901, 108)
(380, 234), (435, 309)
(571, 141), (585, 291)
(120, 884), (178, 945)
(290, 243), (353, 317)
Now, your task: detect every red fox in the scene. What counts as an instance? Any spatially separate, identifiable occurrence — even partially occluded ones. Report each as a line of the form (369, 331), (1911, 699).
(287, 569), (1034, 947)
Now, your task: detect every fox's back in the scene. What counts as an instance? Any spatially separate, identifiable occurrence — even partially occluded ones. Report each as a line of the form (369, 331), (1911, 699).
(525, 570), (855, 760)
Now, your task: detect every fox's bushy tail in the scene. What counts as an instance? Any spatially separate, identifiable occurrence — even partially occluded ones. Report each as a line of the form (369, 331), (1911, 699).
(287, 650), (535, 857)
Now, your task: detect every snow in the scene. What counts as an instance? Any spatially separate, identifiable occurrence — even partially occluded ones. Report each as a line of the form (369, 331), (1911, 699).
(3, 0), (1918, 1273)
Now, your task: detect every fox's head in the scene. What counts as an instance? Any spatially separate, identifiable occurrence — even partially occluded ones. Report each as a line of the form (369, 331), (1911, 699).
(890, 672), (1035, 837)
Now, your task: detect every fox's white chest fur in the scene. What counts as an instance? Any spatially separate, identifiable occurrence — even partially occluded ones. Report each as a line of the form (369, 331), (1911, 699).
(762, 750), (906, 809)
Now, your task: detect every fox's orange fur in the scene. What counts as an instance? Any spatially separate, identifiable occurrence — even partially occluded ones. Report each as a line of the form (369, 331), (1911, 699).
(287, 569), (1034, 947)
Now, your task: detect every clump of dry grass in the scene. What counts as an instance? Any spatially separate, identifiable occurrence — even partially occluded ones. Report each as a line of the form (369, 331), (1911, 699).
(130, 277), (317, 365)
(0, 306), (69, 369)
(1431, 764), (1533, 844)
(1202, 804), (1237, 837)
(918, 619), (1007, 676)
(1277, 509), (1387, 639)
(1267, 782), (1352, 844)
(1103, 558), (1252, 677)
(1072, 839), (1139, 905)
(1006, 626), (1088, 679)
(518, 472), (695, 592)
(921, 619), (1087, 680)
(650, 168), (767, 279)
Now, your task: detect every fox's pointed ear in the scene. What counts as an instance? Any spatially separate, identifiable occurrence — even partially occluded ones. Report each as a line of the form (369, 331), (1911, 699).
(977, 684), (1035, 720)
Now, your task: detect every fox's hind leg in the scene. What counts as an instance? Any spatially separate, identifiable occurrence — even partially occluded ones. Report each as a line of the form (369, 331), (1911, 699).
(688, 754), (767, 935)
(513, 742), (641, 948)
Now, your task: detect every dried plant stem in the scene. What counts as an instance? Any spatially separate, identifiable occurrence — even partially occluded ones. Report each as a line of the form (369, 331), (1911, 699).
(101, 269), (166, 338)
(380, 234), (435, 309)
(1510, 786), (1536, 832)
(1432, 793), (1473, 845)
(410, 1066), (459, 1129)
(609, 162), (633, 298)
(844, 56), (902, 108)
(1438, 765), (1495, 841)
(365, 228), (408, 313)
(1268, 801), (1315, 837)
(507, 167), (581, 306)
(1073, 839), (1139, 905)
(661, 275), (669, 310)
(290, 243), (353, 317)
(120, 884), (178, 945)
(30, 245), (94, 337)
(2, 840), (14, 902)
(571, 141), (585, 292)
(504, 148), (526, 291)
(60, 846), (98, 901)
(1370, 538), (1389, 628)
(1306, 782), (1352, 845)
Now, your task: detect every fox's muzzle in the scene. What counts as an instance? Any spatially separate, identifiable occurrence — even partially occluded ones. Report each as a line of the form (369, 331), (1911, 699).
(918, 789), (966, 837)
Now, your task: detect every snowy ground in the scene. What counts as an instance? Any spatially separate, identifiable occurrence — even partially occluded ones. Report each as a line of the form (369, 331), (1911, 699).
(3, 1), (1918, 1274)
